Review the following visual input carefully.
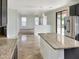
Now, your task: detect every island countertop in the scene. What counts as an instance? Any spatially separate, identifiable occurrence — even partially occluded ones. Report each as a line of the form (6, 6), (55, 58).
(39, 33), (79, 49)
(0, 38), (17, 59)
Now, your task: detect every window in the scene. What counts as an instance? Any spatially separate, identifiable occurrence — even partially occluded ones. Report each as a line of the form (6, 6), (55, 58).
(21, 17), (27, 26)
(35, 17), (39, 25)
(43, 16), (47, 25)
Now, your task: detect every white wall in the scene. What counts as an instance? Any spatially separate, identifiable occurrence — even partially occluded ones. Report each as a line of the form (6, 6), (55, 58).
(7, 9), (20, 38)
(45, 11), (56, 33)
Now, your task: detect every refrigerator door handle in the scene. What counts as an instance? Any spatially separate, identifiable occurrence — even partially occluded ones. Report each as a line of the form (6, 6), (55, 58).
(67, 20), (70, 33)
(64, 25), (66, 30)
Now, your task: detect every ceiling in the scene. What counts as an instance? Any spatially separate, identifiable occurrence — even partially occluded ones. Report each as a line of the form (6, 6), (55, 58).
(8, 0), (72, 15)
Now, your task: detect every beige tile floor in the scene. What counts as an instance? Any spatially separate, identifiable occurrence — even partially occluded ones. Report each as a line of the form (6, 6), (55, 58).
(18, 34), (43, 59)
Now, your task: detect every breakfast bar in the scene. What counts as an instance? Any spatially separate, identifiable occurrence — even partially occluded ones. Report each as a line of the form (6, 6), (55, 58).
(39, 33), (79, 59)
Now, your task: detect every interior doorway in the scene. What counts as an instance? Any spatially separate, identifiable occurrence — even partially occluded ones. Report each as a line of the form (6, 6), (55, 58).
(56, 10), (68, 35)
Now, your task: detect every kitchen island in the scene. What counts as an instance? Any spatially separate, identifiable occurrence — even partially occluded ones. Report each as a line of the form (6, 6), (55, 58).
(39, 33), (79, 59)
(0, 38), (18, 59)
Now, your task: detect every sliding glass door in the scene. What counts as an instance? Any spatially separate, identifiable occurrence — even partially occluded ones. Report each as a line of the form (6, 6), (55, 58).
(56, 10), (68, 35)
(56, 12), (62, 35)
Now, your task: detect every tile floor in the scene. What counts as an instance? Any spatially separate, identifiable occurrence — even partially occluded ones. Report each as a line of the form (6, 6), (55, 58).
(18, 34), (43, 59)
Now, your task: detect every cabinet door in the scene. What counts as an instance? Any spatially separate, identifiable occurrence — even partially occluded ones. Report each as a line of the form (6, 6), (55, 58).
(47, 42), (58, 59)
(40, 38), (49, 59)
(69, 5), (76, 16)
(40, 38), (64, 59)
(0, 0), (2, 26)
(2, 0), (7, 26)
(76, 4), (79, 16)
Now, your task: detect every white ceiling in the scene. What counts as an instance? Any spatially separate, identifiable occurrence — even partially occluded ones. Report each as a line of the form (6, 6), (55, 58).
(8, 0), (71, 15)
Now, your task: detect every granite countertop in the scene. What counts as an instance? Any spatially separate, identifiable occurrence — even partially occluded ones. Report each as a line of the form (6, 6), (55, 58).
(0, 38), (17, 59)
(39, 33), (79, 49)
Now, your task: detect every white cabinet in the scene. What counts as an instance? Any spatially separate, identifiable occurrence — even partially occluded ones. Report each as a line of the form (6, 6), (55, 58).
(40, 37), (64, 59)
(40, 38), (49, 59)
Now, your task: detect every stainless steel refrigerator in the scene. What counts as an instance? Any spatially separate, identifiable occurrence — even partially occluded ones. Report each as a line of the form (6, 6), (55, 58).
(64, 16), (79, 39)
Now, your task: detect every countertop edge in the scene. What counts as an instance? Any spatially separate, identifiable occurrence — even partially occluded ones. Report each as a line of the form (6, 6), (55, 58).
(39, 34), (79, 50)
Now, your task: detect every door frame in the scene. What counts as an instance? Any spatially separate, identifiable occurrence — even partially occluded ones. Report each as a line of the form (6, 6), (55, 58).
(56, 10), (67, 34)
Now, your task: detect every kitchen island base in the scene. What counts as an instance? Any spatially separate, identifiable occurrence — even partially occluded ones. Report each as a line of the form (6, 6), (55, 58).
(40, 37), (64, 59)
(39, 33), (79, 59)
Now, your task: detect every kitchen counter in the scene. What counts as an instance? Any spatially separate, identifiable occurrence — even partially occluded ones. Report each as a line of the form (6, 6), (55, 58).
(39, 33), (79, 49)
(39, 33), (79, 59)
(0, 38), (17, 59)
